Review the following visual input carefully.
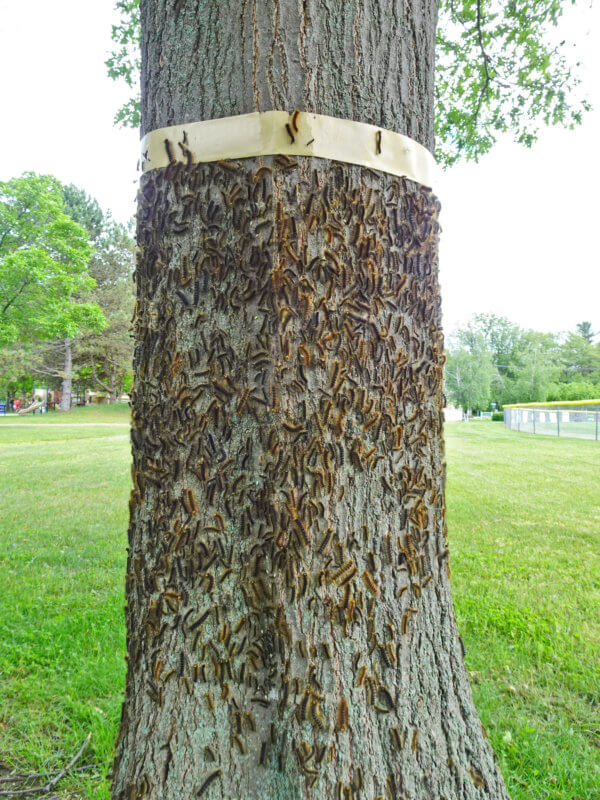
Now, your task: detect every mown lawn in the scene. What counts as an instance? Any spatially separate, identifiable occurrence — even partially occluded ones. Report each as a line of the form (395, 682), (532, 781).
(447, 423), (600, 800)
(0, 418), (130, 800)
(0, 415), (598, 799)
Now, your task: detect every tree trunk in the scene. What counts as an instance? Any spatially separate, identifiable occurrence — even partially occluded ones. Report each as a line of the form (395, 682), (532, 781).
(91, 356), (119, 402)
(59, 339), (72, 412)
(110, 362), (118, 403)
(112, 2), (510, 799)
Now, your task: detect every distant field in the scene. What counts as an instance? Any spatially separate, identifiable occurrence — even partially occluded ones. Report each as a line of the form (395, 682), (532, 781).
(0, 402), (131, 424)
(446, 422), (600, 800)
(0, 412), (598, 799)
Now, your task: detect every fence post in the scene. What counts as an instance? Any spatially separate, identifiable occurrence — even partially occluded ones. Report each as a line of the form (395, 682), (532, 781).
(596, 411), (599, 441)
(557, 412), (560, 437)
(533, 411), (536, 435)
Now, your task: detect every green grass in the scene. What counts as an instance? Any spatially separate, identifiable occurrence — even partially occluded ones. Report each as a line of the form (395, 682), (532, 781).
(515, 420), (599, 440)
(0, 426), (129, 445)
(0, 415), (130, 799)
(0, 412), (598, 799)
(447, 423), (600, 800)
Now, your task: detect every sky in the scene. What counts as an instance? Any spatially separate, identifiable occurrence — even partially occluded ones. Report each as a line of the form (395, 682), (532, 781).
(0, 0), (598, 340)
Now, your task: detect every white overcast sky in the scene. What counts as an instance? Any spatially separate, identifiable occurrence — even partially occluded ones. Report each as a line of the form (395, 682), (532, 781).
(0, 0), (598, 338)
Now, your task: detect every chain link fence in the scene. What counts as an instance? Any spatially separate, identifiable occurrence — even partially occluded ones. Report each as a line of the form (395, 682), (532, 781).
(504, 401), (600, 441)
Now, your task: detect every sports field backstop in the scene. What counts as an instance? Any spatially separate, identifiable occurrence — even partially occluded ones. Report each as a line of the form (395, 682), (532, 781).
(503, 400), (600, 441)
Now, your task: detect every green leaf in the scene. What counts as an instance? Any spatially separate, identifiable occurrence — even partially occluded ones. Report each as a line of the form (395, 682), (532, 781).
(0, 174), (105, 344)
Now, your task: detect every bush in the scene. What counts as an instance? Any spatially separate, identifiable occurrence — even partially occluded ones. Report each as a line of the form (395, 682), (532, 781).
(492, 412), (504, 421)
(547, 381), (600, 402)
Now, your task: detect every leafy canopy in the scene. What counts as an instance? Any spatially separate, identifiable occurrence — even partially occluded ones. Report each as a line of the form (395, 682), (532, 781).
(575, 321), (597, 344)
(436, 0), (588, 164)
(106, 0), (589, 165)
(0, 173), (105, 345)
(106, 0), (141, 128)
(77, 221), (135, 395)
(61, 183), (106, 243)
(447, 314), (600, 408)
(445, 337), (496, 411)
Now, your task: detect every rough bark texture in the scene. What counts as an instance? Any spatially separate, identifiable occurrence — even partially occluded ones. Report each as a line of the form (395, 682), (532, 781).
(140, 0), (436, 151)
(59, 338), (72, 412)
(112, 2), (510, 799)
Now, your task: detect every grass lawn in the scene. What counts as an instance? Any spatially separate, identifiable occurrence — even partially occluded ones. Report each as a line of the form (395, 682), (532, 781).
(0, 414), (598, 799)
(447, 422), (600, 799)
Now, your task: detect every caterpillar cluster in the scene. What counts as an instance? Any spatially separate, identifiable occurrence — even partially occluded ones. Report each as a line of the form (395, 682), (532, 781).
(115, 150), (456, 800)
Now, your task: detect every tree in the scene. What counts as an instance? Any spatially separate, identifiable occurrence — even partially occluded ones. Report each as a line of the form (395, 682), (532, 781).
(111, 3), (511, 799)
(547, 378), (600, 402)
(446, 340), (496, 412)
(0, 343), (35, 405)
(57, 183), (108, 410)
(452, 314), (520, 403)
(510, 330), (559, 403)
(60, 183), (105, 243)
(575, 321), (597, 345)
(0, 173), (103, 346)
(27, 338), (80, 406)
(558, 329), (600, 384)
(450, 315), (569, 406)
(455, 314), (521, 372)
(77, 222), (135, 402)
(0, 174), (106, 410)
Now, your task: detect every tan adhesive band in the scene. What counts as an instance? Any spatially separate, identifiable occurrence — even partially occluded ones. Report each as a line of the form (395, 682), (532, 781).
(140, 110), (436, 188)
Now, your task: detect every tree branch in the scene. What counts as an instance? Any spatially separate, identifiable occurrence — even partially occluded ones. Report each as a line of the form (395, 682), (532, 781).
(0, 733), (91, 798)
(0, 209), (27, 252)
(1, 278), (31, 317)
(470, 0), (493, 126)
(91, 360), (113, 394)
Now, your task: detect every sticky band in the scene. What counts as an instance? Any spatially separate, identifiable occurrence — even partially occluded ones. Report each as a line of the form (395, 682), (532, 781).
(140, 110), (436, 188)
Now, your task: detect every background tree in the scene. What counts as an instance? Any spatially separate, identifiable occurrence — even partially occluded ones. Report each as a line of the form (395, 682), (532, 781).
(448, 316), (600, 406)
(510, 330), (559, 403)
(0, 173), (104, 349)
(446, 338), (496, 412)
(28, 338), (82, 407)
(110, 1), (512, 799)
(0, 174), (136, 409)
(453, 314), (521, 405)
(0, 174), (106, 410)
(559, 329), (600, 382)
(76, 222), (135, 402)
(57, 183), (109, 409)
(575, 321), (597, 345)
(60, 183), (105, 243)
(0, 343), (35, 407)
(57, 186), (135, 405)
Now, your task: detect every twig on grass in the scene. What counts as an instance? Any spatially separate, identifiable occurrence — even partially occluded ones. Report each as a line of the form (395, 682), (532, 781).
(0, 765), (93, 785)
(0, 733), (92, 797)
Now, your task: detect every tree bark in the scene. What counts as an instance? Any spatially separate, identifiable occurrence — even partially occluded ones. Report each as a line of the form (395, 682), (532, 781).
(59, 338), (72, 412)
(109, 359), (118, 403)
(112, 2), (510, 799)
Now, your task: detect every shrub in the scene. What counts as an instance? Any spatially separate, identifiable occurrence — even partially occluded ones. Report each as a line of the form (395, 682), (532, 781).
(492, 412), (504, 421)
